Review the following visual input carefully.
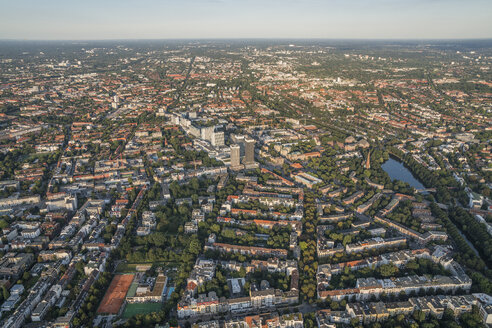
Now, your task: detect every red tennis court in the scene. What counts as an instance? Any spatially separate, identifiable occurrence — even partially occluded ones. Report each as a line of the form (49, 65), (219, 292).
(97, 274), (134, 314)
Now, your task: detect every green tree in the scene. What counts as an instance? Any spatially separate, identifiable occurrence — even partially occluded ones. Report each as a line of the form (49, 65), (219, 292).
(1, 286), (9, 300)
(378, 263), (398, 278)
(0, 219), (8, 229)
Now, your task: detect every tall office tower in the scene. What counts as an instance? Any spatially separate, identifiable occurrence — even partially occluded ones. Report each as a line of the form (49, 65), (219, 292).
(211, 131), (224, 147)
(171, 114), (180, 125)
(231, 134), (245, 155)
(201, 126), (214, 142)
(230, 134), (245, 144)
(230, 144), (241, 168)
(189, 125), (201, 138)
(243, 138), (255, 165)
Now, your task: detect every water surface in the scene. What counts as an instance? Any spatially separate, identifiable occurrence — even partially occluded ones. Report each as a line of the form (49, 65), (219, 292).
(382, 157), (425, 190)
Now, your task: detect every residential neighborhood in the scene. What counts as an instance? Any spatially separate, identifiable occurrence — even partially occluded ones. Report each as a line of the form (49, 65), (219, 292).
(0, 40), (490, 328)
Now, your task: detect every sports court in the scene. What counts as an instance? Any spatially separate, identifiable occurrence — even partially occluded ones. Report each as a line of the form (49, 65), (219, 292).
(97, 274), (135, 314)
(122, 302), (162, 318)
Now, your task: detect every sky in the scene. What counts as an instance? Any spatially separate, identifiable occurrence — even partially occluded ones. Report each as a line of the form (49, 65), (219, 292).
(0, 0), (491, 40)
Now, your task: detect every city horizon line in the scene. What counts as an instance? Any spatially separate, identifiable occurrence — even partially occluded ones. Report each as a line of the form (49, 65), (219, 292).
(1, 37), (491, 42)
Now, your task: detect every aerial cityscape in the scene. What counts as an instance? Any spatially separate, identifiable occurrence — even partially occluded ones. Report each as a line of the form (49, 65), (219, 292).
(0, 1), (491, 328)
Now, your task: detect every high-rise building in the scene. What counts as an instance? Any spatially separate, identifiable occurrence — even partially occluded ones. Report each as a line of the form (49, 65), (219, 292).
(201, 126), (214, 142)
(231, 134), (245, 155)
(171, 114), (180, 125)
(244, 138), (255, 165)
(211, 132), (224, 147)
(157, 108), (166, 117)
(230, 134), (245, 144)
(189, 125), (201, 138)
(230, 144), (241, 168)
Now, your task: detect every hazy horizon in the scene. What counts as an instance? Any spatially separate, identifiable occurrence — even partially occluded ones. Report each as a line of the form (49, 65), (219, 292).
(1, 0), (491, 40)
(1, 37), (492, 42)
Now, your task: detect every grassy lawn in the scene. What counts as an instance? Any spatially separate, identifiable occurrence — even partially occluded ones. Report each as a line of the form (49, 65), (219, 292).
(115, 262), (140, 273)
(122, 302), (163, 318)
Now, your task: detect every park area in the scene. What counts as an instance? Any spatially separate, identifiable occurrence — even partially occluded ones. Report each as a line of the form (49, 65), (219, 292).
(97, 274), (135, 314)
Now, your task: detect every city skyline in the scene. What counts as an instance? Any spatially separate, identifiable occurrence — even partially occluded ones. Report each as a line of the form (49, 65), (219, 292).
(0, 0), (491, 40)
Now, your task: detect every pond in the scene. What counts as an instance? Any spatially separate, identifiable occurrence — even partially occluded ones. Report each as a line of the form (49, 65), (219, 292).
(382, 157), (426, 190)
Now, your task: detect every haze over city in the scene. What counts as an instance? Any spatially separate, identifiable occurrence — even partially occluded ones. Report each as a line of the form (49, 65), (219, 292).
(0, 0), (491, 40)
